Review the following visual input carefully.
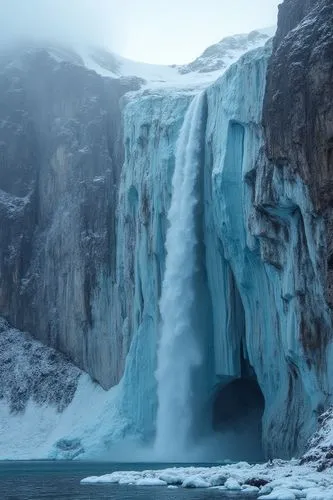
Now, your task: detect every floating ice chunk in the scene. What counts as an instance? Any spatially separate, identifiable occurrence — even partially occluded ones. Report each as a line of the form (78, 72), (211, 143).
(182, 475), (210, 488)
(80, 476), (100, 484)
(81, 461), (333, 499)
(135, 478), (167, 486)
(242, 485), (260, 493)
(168, 485), (178, 489)
(159, 473), (183, 485)
(80, 473), (117, 484)
(261, 484), (275, 495)
(286, 489), (306, 499)
(306, 489), (333, 500)
(235, 461), (251, 469)
(259, 487), (297, 500)
(119, 477), (135, 485)
(225, 477), (242, 490)
(210, 472), (228, 486)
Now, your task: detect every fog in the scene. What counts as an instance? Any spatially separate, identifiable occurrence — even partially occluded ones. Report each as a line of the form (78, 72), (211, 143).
(0, 0), (280, 64)
(0, 0), (123, 51)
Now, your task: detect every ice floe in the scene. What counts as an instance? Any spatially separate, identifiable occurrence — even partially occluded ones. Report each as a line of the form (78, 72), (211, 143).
(81, 459), (333, 498)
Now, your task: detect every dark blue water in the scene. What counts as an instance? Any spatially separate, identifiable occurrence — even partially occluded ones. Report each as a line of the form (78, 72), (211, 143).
(0, 461), (255, 499)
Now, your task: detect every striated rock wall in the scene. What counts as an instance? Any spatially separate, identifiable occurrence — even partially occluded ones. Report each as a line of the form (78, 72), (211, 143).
(0, 49), (139, 388)
(263, 0), (333, 304)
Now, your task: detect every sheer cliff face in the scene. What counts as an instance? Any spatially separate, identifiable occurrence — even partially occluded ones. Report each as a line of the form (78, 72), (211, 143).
(0, 50), (138, 389)
(204, 40), (333, 459)
(252, 0), (333, 455)
(263, 0), (333, 302)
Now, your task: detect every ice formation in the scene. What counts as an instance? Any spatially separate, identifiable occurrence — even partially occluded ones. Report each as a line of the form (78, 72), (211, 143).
(0, 2), (333, 467)
(82, 457), (333, 499)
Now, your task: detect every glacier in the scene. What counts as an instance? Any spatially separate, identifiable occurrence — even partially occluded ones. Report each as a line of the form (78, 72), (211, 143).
(1, 21), (333, 462)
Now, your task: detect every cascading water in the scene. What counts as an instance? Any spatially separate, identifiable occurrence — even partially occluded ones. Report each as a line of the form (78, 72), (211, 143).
(154, 92), (205, 459)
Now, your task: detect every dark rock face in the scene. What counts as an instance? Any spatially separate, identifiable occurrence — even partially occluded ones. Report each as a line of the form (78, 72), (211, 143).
(0, 50), (139, 388)
(0, 317), (81, 413)
(301, 406), (333, 470)
(263, 0), (333, 305)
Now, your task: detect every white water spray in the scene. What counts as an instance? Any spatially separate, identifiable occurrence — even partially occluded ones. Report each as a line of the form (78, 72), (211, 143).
(155, 92), (205, 458)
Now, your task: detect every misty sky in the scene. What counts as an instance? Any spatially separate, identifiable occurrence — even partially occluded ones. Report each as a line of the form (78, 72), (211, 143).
(0, 0), (281, 64)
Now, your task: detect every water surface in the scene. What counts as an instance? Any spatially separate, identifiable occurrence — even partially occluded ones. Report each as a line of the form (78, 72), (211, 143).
(0, 461), (256, 499)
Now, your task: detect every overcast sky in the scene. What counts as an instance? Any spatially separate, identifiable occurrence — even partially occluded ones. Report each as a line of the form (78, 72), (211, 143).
(0, 0), (281, 64)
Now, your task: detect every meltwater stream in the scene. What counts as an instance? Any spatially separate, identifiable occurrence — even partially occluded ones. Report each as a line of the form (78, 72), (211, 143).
(155, 92), (205, 459)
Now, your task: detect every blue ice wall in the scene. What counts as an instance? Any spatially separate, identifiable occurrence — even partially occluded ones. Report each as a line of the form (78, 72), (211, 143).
(113, 91), (193, 441)
(87, 44), (333, 459)
(204, 44), (333, 457)
(108, 89), (214, 448)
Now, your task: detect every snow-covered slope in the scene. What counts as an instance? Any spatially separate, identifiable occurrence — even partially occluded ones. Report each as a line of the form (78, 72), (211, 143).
(85, 28), (274, 88)
(177, 28), (275, 74)
(1, 28), (273, 91)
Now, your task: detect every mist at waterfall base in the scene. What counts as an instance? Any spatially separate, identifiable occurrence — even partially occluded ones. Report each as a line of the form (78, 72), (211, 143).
(98, 93), (264, 465)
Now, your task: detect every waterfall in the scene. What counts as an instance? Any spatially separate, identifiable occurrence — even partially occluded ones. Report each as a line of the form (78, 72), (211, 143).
(155, 92), (205, 458)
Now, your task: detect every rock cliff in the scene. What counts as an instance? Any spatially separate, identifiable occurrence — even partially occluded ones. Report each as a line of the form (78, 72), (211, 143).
(263, 0), (333, 303)
(0, 49), (139, 388)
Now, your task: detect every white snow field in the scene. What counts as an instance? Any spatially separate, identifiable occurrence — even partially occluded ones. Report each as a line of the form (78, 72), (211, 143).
(0, 373), (122, 460)
(81, 459), (333, 499)
(39, 27), (275, 91)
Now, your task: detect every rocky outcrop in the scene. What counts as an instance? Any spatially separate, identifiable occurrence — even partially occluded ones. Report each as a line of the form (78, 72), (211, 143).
(0, 317), (80, 413)
(263, 0), (333, 304)
(0, 49), (140, 388)
(301, 406), (333, 471)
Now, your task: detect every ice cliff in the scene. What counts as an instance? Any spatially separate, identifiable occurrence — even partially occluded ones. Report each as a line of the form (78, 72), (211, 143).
(0, 0), (332, 461)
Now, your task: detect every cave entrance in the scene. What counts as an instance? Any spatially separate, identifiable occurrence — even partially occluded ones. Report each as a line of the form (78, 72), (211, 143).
(212, 368), (265, 461)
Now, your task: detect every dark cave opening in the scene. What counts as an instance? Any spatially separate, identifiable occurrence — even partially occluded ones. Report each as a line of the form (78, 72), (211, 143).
(212, 373), (265, 462)
(205, 264), (265, 462)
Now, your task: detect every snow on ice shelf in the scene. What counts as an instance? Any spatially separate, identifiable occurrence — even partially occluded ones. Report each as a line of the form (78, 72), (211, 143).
(81, 461), (333, 499)
(74, 29), (274, 91)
